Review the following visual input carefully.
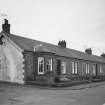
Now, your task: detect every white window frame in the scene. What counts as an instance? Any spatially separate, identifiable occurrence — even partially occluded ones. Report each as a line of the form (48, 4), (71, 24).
(61, 62), (66, 74)
(72, 61), (75, 74)
(100, 64), (103, 73)
(38, 57), (44, 74)
(75, 62), (78, 74)
(92, 64), (96, 75)
(72, 61), (78, 74)
(46, 58), (52, 72)
(86, 63), (89, 74)
(81, 63), (84, 75)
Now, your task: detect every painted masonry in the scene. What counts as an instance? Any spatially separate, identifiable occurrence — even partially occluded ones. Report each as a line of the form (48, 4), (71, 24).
(0, 19), (105, 85)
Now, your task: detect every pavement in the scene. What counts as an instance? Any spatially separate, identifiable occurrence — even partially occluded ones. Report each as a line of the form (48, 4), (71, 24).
(25, 81), (105, 90)
(0, 81), (105, 105)
(55, 81), (105, 90)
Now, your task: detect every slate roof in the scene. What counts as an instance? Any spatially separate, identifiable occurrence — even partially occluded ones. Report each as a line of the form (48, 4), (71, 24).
(9, 34), (105, 63)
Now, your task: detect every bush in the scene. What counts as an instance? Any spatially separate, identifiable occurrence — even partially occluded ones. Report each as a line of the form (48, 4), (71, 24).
(54, 77), (60, 82)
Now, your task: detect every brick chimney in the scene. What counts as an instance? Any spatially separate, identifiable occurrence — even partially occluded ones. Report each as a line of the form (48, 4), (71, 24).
(101, 53), (105, 58)
(58, 40), (66, 48)
(85, 48), (92, 55)
(2, 19), (10, 34)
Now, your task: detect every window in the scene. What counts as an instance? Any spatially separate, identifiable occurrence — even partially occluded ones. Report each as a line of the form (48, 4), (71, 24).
(75, 62), (78, 74)
(61, 62), (66, 74)
(92, 64), (96, 75)
(46, 58), (52, 71)
(81, 63), (84, 75)
(100, 64), (103, 73)
(86, 63), (89, 74)
(38, 57), (44, 74)
(72, 61), (75, 74)
(72, 61), (78, 74)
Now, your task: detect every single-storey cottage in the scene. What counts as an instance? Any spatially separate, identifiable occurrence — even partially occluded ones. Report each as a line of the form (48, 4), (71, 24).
(0, 19), (105, 85)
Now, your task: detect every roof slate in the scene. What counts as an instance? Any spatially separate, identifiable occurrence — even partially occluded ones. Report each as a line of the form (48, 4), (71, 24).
(9, 34), (105, 63)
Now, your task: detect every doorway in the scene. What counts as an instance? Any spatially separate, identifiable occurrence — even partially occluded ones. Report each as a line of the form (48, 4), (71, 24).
(56, 59), (61, 75)
(96, 64), (98, 77)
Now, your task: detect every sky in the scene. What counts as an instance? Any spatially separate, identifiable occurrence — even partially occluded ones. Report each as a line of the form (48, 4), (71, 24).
(0, 0), (105, 55)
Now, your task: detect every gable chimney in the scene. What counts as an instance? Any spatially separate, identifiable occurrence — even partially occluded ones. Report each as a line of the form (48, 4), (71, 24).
(2, 19), (10, 34)
(85, 48), (92, 55)
(58, 40), (66, 48)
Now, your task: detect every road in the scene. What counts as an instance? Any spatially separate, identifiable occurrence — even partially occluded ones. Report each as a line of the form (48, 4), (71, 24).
(0, 82), (105, 105)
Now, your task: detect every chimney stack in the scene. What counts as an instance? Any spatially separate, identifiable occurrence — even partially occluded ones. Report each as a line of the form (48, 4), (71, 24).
(85, 48), (92, 55)
(58, 40), (66, 48)
(2, 19), (10, 34)
(101, 53), (105, 58)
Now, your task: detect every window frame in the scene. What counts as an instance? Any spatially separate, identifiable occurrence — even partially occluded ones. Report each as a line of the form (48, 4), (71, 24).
(86, 63), (89, 74)
(81, 63), (84, 75)
(72, 61), (78, 74)
(72, 61), (75, 74)
(46, 58), (52, 72)
(75, 62), (78, 74)
(61, 61), (66, 74)
(38, 57), (44, 75)
(92, 64), (96, 75)
(99, 64), (103, 74)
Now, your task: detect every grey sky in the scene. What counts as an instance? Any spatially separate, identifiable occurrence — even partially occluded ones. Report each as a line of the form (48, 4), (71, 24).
(0, 0), (105, 55)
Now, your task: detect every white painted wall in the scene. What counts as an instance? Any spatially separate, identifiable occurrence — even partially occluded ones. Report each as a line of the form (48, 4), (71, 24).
(0, 34), (24, 84)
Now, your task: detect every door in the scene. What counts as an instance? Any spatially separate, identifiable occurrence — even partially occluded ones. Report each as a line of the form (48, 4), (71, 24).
(56, 59), (61, 75)
(96, 64), (98, 77)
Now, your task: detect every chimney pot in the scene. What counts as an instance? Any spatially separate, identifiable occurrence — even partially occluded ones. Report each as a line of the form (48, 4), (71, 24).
(58, 40), (66, 48)
(101, 53), (105, 58)
(85, 48), (92, 55)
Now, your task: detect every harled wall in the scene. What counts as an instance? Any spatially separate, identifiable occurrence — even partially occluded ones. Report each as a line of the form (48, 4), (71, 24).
(0, 35), (24, 84)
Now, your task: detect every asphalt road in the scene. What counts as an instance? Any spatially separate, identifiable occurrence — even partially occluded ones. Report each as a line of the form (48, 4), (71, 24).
(0, 82), (105, 105)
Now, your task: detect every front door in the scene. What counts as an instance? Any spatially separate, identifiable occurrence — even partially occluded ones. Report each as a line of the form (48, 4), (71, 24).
(96, 64), (98, 77)
(56, 59), (61, 75)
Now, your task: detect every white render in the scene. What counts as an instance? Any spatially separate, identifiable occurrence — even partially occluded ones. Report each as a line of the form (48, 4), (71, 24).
(0, 33), (24, 84)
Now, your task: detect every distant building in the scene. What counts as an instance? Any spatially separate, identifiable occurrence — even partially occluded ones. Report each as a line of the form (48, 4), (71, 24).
(0, 19), (105, 84)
